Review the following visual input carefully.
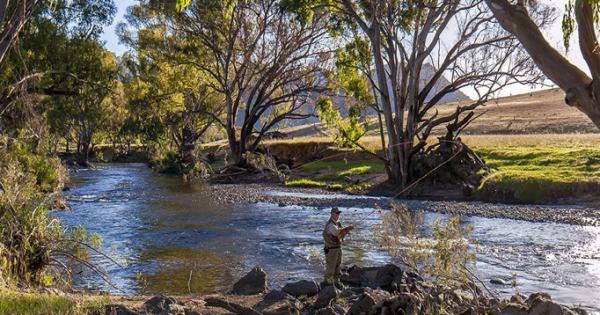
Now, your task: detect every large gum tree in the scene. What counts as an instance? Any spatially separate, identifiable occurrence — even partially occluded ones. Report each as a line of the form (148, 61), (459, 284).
(485, 0), (600, 129)
(280, 0), (549, 187)
(174, 0), (332, 165)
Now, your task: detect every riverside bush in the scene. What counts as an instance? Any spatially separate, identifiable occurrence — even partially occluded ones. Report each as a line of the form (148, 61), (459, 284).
(374, 203), (477, 288)
(0, 138), (101, 288)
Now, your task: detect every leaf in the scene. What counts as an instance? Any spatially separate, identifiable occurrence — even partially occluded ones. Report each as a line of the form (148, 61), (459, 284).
(176, 0), (191, 13)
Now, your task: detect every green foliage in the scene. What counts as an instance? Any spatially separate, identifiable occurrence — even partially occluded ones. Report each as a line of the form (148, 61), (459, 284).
(375, 203), (477, 287)
(176, 0), (191, 12)
(149, 150), (183, 173)
(562, 0), (576, 50)
(0, 139), (101, 287)
(318, 97), (366, 148)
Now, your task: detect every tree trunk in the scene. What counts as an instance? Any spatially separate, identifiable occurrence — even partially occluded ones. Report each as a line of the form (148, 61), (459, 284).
(485, 0), (600, 129)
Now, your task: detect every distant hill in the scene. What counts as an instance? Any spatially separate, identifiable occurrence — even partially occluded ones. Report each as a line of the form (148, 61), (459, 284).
(279, 88), (599, 138)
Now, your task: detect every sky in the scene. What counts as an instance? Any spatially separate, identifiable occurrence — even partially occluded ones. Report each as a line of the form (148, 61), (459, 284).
(99, 0), (589, 97)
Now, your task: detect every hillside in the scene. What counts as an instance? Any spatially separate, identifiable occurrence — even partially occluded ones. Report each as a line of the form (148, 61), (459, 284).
(279, 88), (599, 139)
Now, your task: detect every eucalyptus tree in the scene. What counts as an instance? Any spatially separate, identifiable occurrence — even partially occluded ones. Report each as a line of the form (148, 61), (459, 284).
(46, 38), (118, 165)
(118, 4), (224, 169)
(0, 0), (116, 128)
(277, 0), (549, 186)
(486, 0), (600, 129)
(174, 0), (332, 165)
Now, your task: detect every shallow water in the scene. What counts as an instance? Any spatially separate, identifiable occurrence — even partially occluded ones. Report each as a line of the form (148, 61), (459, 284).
(55, 164), (600, 312)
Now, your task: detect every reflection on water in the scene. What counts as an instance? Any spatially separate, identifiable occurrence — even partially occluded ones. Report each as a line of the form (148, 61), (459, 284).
(56, 164), (600, 312)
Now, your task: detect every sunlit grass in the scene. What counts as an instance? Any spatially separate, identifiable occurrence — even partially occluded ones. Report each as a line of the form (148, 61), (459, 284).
(284, 179), (343, 190)
(476, 146), (600, 202)
(0, 290), (107, 315)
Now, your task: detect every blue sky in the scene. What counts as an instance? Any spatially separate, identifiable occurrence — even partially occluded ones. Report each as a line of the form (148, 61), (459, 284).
(100, 0), (136, 56)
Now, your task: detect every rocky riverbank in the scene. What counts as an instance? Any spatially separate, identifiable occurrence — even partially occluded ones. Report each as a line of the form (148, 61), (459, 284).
(87, 264), (589, 315)
(199, 183), (600, 226)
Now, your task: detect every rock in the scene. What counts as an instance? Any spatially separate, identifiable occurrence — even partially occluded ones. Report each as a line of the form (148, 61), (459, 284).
(340, 266), (379, 287)
(314, 285), (340, 309)
(254, 290), (293, 311)
(339, 287), (365, 298)
(319, 280), (346, 291)
(347, 292), (377, 315)
(499, 304), (528, 315)
(368, 293), (421, 315)
(87, 304), (137, 315)
(525, 292), (552, 306)
(490, 277), (507, 285)
(528, 296), (575, 315)
(510, 293), (527, 304)
(159, 303), (186, 315)
(231, 266), (269, 295)
(373, 263), (404, 291)
(315, 305), (345, 315)
(144, 296), (185, 315)
(281, 280), (320, 297)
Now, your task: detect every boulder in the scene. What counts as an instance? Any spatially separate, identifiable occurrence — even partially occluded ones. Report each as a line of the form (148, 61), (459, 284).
(369, 293), (421, 315)
(499, 304), (528, 315)
(347, 292), (377, 315)
(315, 305), (345, 315)
(528, 297), (575, 315)
(231, 266), (269, 295)
(490, 277), (507, 285)
(340, 266), (379, 287)
(254, 290), (293, 311)
(159, 303), (186, 315)
(144, 296), (185, 315)
(87, 304), (137, 315)
(373, 263), (405, 291)
(314, 285), (340, 309)
(281, 280), (320, 297)
(319, 280), (346, 291)
(525, 292), (552, 306)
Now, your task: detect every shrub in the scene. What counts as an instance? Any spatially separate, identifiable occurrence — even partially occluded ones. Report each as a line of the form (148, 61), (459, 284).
(374, 203), (477, 288)
(0, 138), (101, 288)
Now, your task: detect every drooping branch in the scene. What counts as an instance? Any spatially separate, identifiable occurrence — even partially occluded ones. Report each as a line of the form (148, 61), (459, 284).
(485, 0), (600, 128)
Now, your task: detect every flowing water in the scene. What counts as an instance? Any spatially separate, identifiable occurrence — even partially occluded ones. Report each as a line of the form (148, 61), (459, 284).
(55, 164), (600, 312)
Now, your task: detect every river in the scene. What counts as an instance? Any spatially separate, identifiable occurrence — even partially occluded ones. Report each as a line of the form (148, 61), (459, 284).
(55, 164), (600, 312)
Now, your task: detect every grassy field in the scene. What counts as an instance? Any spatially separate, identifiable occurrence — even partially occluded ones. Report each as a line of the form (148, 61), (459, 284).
(203, 89), (600, 204)
(281, 88), (599, 139)
(274, 134), (600, 203)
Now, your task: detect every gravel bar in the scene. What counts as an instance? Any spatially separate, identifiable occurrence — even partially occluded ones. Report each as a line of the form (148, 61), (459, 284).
(199, 183), (600, 227)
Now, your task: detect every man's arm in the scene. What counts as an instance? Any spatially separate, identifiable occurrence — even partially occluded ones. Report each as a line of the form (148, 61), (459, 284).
(340, 225), (354, 237)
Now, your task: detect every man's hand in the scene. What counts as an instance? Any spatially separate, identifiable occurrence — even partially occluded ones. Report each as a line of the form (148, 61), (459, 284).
(340, 225), (355, 236)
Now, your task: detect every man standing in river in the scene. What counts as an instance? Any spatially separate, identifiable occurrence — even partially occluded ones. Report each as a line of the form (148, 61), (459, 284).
(323, 207), (354, 282)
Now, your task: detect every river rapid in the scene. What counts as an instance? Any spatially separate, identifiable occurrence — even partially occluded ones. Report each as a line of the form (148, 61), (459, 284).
(55, 164), (600, 312)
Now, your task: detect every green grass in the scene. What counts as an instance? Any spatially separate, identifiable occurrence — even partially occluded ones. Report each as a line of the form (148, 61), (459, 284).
(475, 147), (600, 203)
(301, 159), (384, 174)
(0, 291), (106, 315)
(285, 179), (343, 190)
(285, 160), (385, 191)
